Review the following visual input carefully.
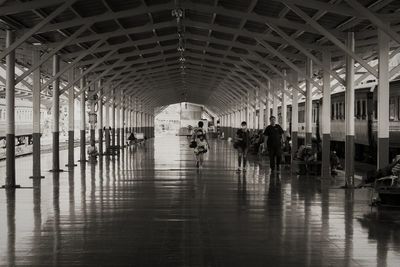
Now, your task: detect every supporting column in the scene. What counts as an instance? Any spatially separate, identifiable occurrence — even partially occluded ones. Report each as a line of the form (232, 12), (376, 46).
(79, 72), (87, 163)
(3, 30), (18, 188)
(377, 28), (390, 169)
(66, 67), (77, 168)
(345, 32), (355, 187)
(305, 58), (313, 145)
(30, 48), (45, 179)
(259, 87), (264, 129)
(133, 110), (137, 133)
(116, 92), (121, 149)
(265, 81), (272, 125)
(291, 72), (299, 161)
(112, 89), (116, 149)
(121, 96), (125, 148)
(98, 82), (103, 155)
(247, 93), (251, 127)
(50, 54), (63, 172)
(282, 71), (288, 132)
(272, 84), (278, 117)
(88, 83), (96, 148)
(322, 51), (332, 178)
(105, 98), (110, 154)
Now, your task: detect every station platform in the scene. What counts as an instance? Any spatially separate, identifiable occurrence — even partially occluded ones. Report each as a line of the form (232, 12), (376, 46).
(1, 136), (400, 266)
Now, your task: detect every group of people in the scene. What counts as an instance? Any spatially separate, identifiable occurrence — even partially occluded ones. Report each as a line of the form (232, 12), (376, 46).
(189, 116), (285, 172)
(234, 116), (284, 172)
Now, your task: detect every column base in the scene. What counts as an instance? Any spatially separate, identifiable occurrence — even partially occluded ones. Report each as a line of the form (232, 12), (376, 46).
(65, 163), (77, 167)
(49, 169), (65, 172)
(321, 134), (331, 179)
(29, 176), (45, 179)
(345, 135), (355, 187)
(1, 184), (21, 189)
(78, 159), (88, 163)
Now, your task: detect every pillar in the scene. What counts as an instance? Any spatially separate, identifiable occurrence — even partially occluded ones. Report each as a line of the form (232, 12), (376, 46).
(272, 84), (278, 117)
(112, 89), (116, 149)
(116, 95), (121, 148)
(259, 87), (264, 129)
(89, 99), (97, 155)
(291, 72), (299, 161)
(265, 83), (271, 125)
(121, 97), (125, 148)
(4, 30), (17, 188)
(377, 28), (390, 169)
(322, 51), (331, 178)
(305, 58), (313, 145)
(29, 48), (44, 179)
(105, 98), (110, 153)
(50, 54), (63, 172)
(66, 67), (76, 168)
(345, 32), (355, 187)
(282, 71), (288, 132)
(79, 72), (87, 162)
(98, 82), (103, 155)
(133, 110), (137, 133)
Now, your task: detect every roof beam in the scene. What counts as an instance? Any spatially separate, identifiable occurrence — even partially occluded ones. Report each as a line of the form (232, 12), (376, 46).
(345, 0), (400, 45)
(0, 0), (77, 61)
(284, 1), (379, 78)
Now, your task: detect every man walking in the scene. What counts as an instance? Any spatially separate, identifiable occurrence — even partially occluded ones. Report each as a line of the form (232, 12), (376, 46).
(263, 116), (284, 172)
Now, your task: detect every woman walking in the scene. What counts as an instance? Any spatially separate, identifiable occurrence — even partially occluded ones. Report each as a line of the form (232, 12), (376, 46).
(191, 121), (210, 168)
(235, 121), (250, 172)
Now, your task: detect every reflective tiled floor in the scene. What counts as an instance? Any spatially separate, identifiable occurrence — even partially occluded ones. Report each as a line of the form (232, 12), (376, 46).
(1, 136), (400, 266)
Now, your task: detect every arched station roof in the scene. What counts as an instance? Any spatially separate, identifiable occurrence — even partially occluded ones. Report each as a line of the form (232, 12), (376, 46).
(0, 0), (400, 115)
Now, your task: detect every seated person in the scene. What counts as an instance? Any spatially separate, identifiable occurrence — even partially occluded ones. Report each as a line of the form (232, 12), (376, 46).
(357, 155), (400, 187)
(330, 151), (342, 175)
(87, 144), (98, 159)
(128, 132), (136, 145)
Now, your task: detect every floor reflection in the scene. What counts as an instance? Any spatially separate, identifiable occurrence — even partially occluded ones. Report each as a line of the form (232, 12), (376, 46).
(0, 136), (399, 266)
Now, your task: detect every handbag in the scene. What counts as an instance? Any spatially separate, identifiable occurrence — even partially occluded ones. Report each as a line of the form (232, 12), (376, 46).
(189, 141), (197, 148)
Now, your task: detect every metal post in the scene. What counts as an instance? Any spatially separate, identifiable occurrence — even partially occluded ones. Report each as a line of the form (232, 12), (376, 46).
(291, 72), (299, 162)
(378, 28), (390, 169)
(89, 82), (96, 147)
(50, 54), (63, 172)
(322, 51), (331, 178)
(112, 89), (116, 150)
(305, 58), (313, 146)
(265, 85), (271, 125)
(4, 30), (16, 188)
(133, 110), (137, 134)
(98, 81), (103, 155)
(79, 71), (87, 163)
(105, 98), (110, 154)
(345, 32), (355, 187)
(272, 83), (278, 117)
(66, 67), (77, 168)
(282, 70), (287, 132)
(30, 47), (45, 179)
(121, 95), (125, 147)
(259, 87), (264, 130)
(116, 91), (121, 149)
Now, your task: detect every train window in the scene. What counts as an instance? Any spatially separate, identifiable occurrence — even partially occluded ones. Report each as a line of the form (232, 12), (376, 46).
(343, 102), (345, 119)
(397, 96), (400, 120)
(390, 97), (396, 121)
(362, 100), (366, 120)
(356, 100), (361, 119)
(336, 103), (339, 120)
(331, 104), (335, 120)
(298, 110), (305, 123)
(339, 102), (343, 119)
(312, 108), (315, 123)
